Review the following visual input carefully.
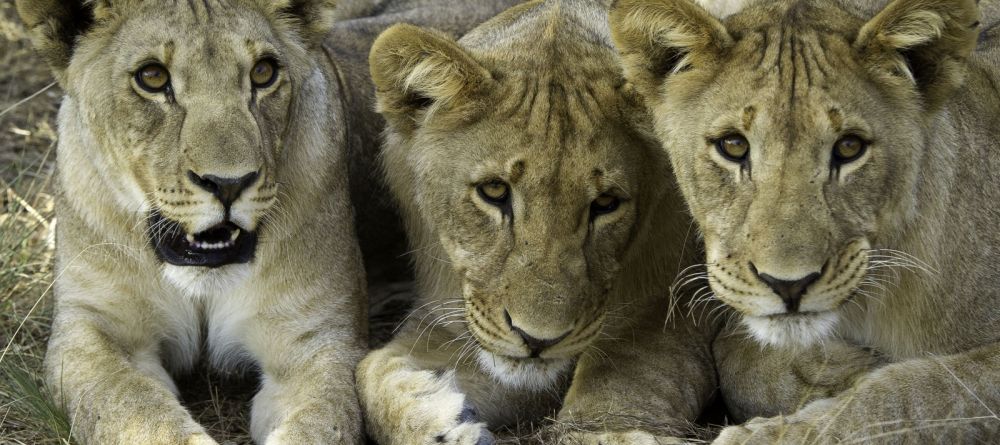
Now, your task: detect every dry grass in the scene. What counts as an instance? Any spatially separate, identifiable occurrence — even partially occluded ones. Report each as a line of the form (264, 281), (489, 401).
(1, 0), (68, 443)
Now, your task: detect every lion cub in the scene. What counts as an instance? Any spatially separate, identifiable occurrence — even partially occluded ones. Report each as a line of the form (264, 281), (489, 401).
(17, 1), (365, 443)
(612, 0), (1000, 443)
(357, 1), (719, 444)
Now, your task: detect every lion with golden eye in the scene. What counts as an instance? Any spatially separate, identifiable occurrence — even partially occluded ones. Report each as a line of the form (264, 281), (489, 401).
(14, 0), (521, 443)
(611, 0), (1000, 442)
(356, 1), (720, 444)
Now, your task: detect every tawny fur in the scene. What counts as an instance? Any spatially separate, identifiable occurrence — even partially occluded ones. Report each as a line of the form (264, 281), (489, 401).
(357, 1), (719, 444)
(611, 0), (1000, 442)
(16, 1), (369, 443)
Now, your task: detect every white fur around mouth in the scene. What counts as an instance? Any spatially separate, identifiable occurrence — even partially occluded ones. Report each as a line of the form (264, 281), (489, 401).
(185, 228), (240, 250)
(742, 311), (840, 348)
(475, 349), (572, 391)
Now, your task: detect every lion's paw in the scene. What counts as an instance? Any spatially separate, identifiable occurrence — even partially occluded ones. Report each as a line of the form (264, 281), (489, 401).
(712, 417), (819, 445)
(432, 419), (495, 445)
(404, 402), (492, 445)
(185, 432), (220, 445)
(365, 365), (493, 445)
(558, 430), (689, 445)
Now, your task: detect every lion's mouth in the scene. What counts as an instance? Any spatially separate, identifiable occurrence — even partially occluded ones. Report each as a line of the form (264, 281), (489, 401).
(148, 212), (258, 267)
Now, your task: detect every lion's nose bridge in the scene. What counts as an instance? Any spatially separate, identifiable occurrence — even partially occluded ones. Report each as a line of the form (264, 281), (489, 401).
(747, 184), (829, 278)
(516, 210), (588, 283)
(181, 99), (263, 180)
(504, 245), (587, 335)
(503, 283), (578, 339)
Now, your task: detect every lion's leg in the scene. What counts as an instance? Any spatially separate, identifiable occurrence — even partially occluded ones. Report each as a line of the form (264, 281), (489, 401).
(713, 323), (884, 421)
(249, 357), (362, 445)
(238, 185), (367, 444)
(357, 326), (499, 445)
(552, 305), (717, 444)
(242, 278), (366, 443)
(714, 341), (1000, 444)
(45, 315), (216, 445)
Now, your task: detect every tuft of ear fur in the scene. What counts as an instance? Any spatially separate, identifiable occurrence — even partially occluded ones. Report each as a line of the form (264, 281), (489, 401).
(369, 24), (494, 135)
(271, 0), (339, 46)
(855, 0), (981, 110)
(609, 0), (733, 101)
(14, 0), (115, 84)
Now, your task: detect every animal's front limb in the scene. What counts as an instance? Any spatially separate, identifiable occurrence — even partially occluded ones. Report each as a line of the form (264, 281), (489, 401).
(45, 311), (216, 445)
(553, 305), (718, 444)
(714, 341), (1000, 444)
(248, 305), (366, 445)
(245, 210), (368, 445)
(713, 323), (885, 421)
(357, 326), (496, 445)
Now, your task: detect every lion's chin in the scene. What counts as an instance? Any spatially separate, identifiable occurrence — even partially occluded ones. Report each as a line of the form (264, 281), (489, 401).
(163, 263), (252, 298)
(475, 350), (573, 392)
(742, 311), (840, 348)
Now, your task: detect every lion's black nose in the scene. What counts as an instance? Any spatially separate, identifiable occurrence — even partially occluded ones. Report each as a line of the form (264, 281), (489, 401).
(503, 310), (571, 358)
(751, 264), (822, 313)
(188, 170), (259, 208)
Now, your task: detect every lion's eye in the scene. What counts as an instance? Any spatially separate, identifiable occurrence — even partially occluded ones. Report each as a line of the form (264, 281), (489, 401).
(251, 58), (279, 88)
(135, 63), (170, 93)
(716, 134), (750, 162)
(832, 135), (868, 164)
(590, 194), (621, 217)
(477, 181), (510, 206)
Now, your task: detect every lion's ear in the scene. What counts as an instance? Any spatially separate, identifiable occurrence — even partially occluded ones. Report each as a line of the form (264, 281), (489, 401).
(855, 0), (981, 110)
(14, 0), (121, 84)
(369, 24), (494, 135)
(272, 0), (339, 46)
(609, 0), (732, 102)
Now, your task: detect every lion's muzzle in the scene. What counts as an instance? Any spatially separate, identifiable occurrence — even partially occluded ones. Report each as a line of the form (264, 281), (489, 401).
(148, 170), (265, 267)
(504, 309), (572, 358)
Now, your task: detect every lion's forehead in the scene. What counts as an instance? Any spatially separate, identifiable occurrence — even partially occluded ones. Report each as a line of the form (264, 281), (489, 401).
(447, 115), (640, 198)
(724, 0), (865, 35)
(112, 2), (282, 63)
(730, 29), (858, 90)
(120, 0), (270, 27)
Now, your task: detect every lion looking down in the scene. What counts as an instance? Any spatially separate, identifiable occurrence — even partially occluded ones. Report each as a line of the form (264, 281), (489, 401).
(357, 1), (719, 444)
(611, 0), (1000, 442)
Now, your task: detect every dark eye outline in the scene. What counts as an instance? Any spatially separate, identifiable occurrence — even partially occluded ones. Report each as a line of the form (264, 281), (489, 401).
(590, 194), (621, 218)
(714, 133), (751, 163)
(831, 134), (869, 165)
(250, 58), (280, 89)
(476, 181), (511, 207)
(134, 62), (171, 93)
